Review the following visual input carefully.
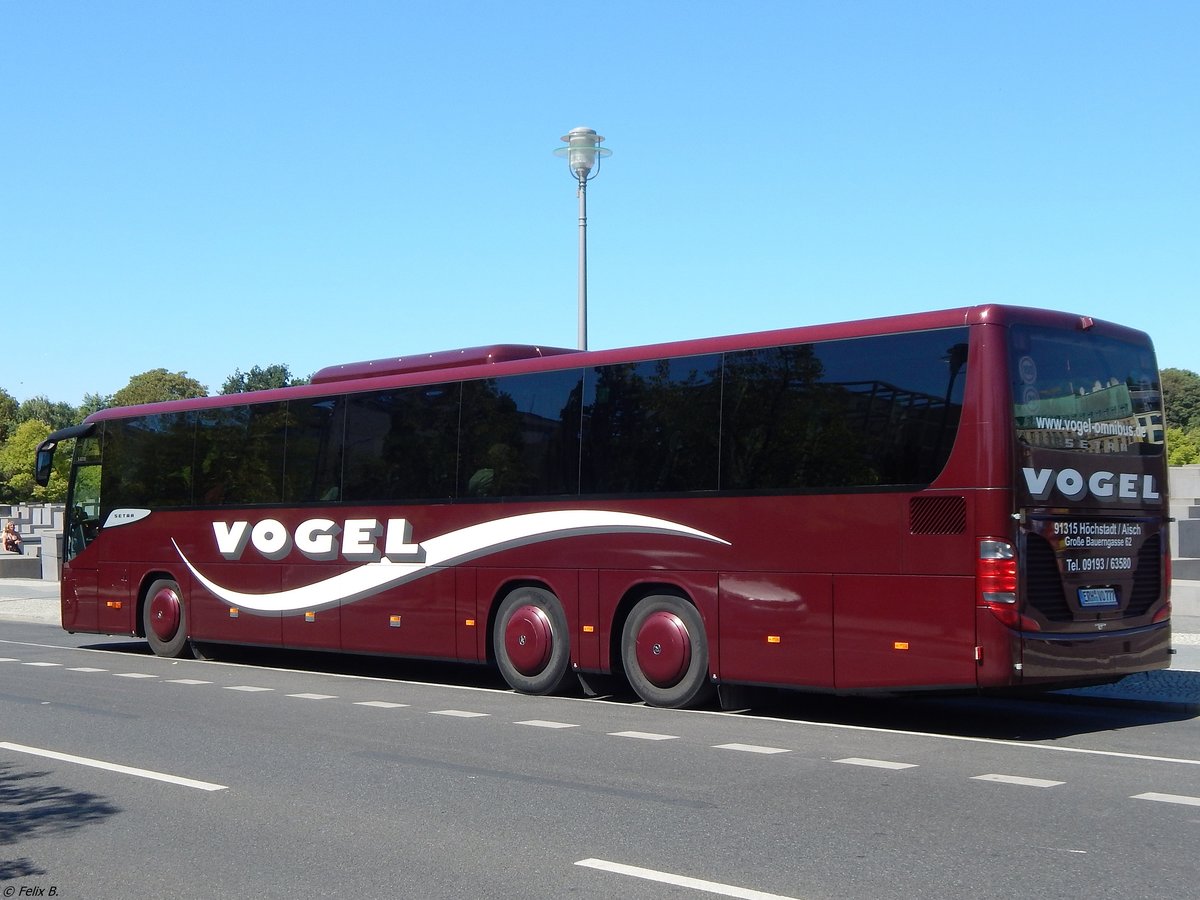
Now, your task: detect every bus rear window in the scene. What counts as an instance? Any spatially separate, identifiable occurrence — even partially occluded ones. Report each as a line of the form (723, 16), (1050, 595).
(1010, 324), (1164, 454)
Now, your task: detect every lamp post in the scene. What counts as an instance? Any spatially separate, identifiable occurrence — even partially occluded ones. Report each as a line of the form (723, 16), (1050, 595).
(554, 127), (611, 351)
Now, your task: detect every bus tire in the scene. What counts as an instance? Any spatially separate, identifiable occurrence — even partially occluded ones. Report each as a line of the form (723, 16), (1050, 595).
(143, 578), (191, 659)
(621, 594), (714, 709)
(494, 586), (571, 695)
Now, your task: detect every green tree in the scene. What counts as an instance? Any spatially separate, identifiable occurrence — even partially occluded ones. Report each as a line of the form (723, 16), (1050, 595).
(0, 387), (17, 442)
(220, 364), (308, 395)
(17, 395), (78, 430)
(80, 392), (113, 419)
(112, 369), (207, 407)
(1161, 368), (1200, 432)
(1167, 427), (1200, 466)
(0, 419), (68, 502)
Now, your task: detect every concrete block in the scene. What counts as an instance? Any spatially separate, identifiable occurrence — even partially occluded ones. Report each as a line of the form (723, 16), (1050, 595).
(1177, 520), (1200, 559)
(1174, 559), (1200, 580)
(1171, 465), (1200, 502)
(0, 555), (42, 578)
(40, 532), (63, 582)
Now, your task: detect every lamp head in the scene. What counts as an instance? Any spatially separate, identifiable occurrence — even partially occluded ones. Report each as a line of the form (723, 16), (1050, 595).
(554, 126), (611, 180)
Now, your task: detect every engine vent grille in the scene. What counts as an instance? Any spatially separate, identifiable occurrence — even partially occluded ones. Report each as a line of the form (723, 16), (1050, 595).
(909, 496), (966, 535)
(1024, 533), (1072, 621)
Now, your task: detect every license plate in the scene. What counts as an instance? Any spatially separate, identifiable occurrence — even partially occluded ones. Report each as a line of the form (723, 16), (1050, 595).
(1078, 587), (1119, 608)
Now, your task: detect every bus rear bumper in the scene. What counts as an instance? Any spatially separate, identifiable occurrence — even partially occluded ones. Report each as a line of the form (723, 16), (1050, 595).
(1019, 621), (1171, 686)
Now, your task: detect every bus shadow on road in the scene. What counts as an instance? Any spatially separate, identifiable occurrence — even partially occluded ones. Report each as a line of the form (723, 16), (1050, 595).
(730, 684), (1199, 740)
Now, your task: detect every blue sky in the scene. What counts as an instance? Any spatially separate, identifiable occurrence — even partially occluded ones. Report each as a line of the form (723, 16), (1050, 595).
(4, 1), (1196, 405)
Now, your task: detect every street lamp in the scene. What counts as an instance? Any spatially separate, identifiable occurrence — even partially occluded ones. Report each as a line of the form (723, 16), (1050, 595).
(554, 126), (611, 351)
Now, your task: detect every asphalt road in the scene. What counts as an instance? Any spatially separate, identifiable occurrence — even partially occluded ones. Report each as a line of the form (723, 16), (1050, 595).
(2, 618), (1198, 900)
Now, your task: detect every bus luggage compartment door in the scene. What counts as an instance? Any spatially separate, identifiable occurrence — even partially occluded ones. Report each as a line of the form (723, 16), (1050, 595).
(833, 574), (975, 690)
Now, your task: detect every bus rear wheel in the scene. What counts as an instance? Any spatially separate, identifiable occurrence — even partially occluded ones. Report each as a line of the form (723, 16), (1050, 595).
(493, 586), (571, 695)
(143, 578), (191, 659)
(621, 594), (714, 709)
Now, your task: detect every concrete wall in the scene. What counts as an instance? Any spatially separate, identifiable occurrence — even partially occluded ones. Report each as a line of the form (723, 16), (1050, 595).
(0, 502), (65, 580)
(1170, 465), (1200, 579)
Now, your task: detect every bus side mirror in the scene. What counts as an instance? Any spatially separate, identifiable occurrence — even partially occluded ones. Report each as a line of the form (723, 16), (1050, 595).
(33, 423), (94, 489)
(35, 441), (56, 487)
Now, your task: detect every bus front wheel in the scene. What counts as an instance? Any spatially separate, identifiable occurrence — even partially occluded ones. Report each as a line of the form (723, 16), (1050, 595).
(621, 595), (714, 709)
(143, 578), (191, 659)
(493, 587), (571, 695)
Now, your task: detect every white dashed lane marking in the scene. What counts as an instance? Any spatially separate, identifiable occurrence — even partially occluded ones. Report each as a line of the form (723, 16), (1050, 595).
(714, 743), (791, 755)
(12, 648), (1200, 812)
(1132, 792), (1200, 807)
(973, 774), (1065, 788)
(836, 757), (918, 770)
(576, 857), (801, 900)
(354, 701), (409, 708)
(0, 741), (228, 792)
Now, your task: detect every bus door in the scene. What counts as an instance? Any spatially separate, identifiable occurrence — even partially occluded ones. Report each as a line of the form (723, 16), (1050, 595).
(42, 427), (105, 631)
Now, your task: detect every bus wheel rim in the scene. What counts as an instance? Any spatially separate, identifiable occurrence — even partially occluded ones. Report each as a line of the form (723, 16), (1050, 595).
(504, 604), (554, 676)
(148, 587), (181, 641)
(636, 611), (692, 687)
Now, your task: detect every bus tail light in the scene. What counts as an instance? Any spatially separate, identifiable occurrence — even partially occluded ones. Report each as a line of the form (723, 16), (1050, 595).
(1154, 542), (1172, 623)
(978, 539), (1019, 628)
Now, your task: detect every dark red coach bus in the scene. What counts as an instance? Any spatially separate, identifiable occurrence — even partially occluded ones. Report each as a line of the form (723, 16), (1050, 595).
(36, 304), (1171, 707)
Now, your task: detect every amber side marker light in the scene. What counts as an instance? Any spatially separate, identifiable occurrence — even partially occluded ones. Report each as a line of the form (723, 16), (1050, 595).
(106, 601), (122, 609)
(767, 635), (781, 644)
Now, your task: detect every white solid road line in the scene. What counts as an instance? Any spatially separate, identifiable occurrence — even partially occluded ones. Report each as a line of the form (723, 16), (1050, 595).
(0, 741), (228, 792)
(576, 858), (802, 900)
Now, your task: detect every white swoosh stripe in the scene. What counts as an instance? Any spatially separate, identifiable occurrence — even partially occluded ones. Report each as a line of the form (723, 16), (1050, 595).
(174, 510), (729, 614)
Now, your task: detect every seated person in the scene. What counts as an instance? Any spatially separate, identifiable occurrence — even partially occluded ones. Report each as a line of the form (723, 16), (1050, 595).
(2, 520), (22, 554)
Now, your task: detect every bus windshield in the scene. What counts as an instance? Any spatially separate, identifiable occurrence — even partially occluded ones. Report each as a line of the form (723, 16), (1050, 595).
(1010, 324), (1164, 455)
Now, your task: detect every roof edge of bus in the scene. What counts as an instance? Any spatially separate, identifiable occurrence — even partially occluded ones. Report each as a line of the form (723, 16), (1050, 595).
(79, 303), (1153, 422)
(310, 344), (581, 385)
